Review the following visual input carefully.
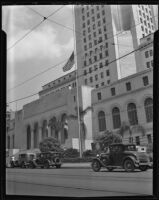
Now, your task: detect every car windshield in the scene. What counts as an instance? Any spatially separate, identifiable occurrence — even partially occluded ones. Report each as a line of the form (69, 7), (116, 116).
(125, 145), (136, 151)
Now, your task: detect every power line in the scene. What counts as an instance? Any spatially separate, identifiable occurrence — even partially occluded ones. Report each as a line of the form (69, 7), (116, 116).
(7, 5), (65, 51)
(7, 41), (153, 105)
(7, 11), (156, 92)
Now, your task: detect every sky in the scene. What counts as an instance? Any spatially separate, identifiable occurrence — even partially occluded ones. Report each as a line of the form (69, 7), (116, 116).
(2, 5), (75, 111)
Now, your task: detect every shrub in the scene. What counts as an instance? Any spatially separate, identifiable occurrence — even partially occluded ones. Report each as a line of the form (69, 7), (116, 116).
(63, 148), (79, 158)
(82, 150), (96, 157)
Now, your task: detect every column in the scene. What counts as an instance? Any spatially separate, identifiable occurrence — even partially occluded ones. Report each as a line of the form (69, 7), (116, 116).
(39, 126), (42, 143)
(48, 125), (51, 137)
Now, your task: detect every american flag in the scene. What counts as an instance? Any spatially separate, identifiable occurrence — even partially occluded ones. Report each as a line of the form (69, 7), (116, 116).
(63, 52), (74, 72)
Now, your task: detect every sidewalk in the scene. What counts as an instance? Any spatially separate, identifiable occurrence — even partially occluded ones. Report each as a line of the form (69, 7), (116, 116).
(62, 162), (91, 168)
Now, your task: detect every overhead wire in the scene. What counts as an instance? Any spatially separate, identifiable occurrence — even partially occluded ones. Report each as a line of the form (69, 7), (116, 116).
(7, 5), (65, 51)
(7, 8), (157, 93)
(7, 41), (153, 105)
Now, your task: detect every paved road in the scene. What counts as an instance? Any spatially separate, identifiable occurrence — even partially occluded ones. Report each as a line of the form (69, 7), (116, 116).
(6, 163), (153, 197)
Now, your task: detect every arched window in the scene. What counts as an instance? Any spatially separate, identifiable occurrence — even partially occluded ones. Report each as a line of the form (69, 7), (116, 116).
(98, 111), (106, 131)
(127, 103), (138, 125)
(144, 98), (153, 122)
(8, 136), (10, 149)
(112, 107), (121, 129)
(34, 123), (38, 148)
(27, 126), (31, 149)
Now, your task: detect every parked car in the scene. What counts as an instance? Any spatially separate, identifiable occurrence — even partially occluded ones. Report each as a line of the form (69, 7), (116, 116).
(29, 151), (62, 169)
(91, 143), (151, 172)
(10, 152), (36, 168)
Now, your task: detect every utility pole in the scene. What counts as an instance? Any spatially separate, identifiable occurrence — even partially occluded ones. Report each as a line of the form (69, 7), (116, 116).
(72, 5), (82, 157)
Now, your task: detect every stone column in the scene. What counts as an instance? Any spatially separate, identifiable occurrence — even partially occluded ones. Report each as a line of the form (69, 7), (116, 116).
(39, 126), (42, 143)
(48, 125), (51, 137)
(31, 126), (34, 149)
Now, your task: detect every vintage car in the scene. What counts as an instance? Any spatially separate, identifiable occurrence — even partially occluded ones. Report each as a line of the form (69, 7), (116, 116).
(29, 151), (62, 169)
(91, 143), (151, 172)
(10, 152), (36, 168)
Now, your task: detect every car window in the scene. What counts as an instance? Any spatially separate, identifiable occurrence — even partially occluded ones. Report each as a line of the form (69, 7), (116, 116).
(125, 145), (136, 151)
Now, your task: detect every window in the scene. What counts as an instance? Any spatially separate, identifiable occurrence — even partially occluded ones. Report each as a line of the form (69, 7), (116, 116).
(147, 134), (152, 144)
(98, 37), (102, 43)
(82, 15), (85, 20)
(95, 74), (98, 81)
(149, 49), (153, 56)
(91, 9), (94, 14)
(105, 50), (108, 57)
(105, 60), (109, 66)
(87, 12), (89, 17)
(143, 76), (149, 86)
(83, 38), (86, 43)
(88, 27), (90, 33)
(107, 80), (110, 84)
(89, 67), (92, 73)
(106, 70), (110, 76)
(84, 45), (87, 51)
(92, 16), (95, 22)
(127, 103), (138, 125)
(136, 136), (140, 145)
(104, 25), (106, 31)
(85, 79), (87, 85)
(144, 98), (153, 122)
(99, 53), (103, 59)
(97, 92), (102, 100)
(93, 24), (96, 29)
(98, 21), (101, 26)
(101, 82), (104, 86)
(96, 84), (99, 88)
(89, 43), (92, 48)
(98, 111), (106, 131)
(145, 51), (149, 58)
(105, 34), (107, 40)
(146, 62), (150, 68)
(101, 72), (104, 78)
(99, 62), (103, 68)
(8, 136), (10, 149)
(94, 65), (98, 71)
(111, 87), (116, 96)
(105, 43), (108, 48)
(90, 77), (93, 83)
(12, 135), (14, 148)
(97, 13), (100, 19)
(102, 10), (105, 15)
(98, 28), (102, 34)
(87, 20), (90, 25)
(93, 32), (96, 37)
(112, 107), (121, 129)
(83, 30), (86, 36)
(140, 18), (143, 23)
(84, 70), (87, 75)
(126, 82), (131, 91)
(83, 23), (85, 28)
(94, 55), (97, 61)
(94, 40), (97, 45)
(84, 60), (86, 66)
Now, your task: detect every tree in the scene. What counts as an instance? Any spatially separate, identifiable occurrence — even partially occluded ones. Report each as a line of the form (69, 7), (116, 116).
(118, 121), (146, 143)
(39, 137), (64, 153)
(93, 130), (122, 152)
(67, 106), (93, 157)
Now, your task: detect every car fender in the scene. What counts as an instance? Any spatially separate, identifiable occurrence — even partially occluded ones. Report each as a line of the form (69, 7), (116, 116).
(122, 156), (136, 166)
(92, 158), (104, 167)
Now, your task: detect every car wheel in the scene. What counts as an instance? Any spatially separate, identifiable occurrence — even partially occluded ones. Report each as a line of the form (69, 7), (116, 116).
(139, 166), (148, 171)
(107, 167), (114, 172)
(124, 159), (135, 172)
(44, 162), (50, 169)
(29, 162), (35, 169)
(91, 160), (101, 172)
(56, 164), (61, 168)
(21, 162), (26, 168)
(10, 162), (14, 168)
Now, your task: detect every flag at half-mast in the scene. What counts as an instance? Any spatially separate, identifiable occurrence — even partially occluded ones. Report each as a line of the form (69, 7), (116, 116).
(63, 52), (74, 72)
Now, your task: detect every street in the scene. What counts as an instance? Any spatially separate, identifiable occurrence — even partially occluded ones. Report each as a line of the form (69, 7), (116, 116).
(6, 163), (153, 197)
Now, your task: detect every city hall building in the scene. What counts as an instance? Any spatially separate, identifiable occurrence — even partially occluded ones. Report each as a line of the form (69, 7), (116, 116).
(6, 5), (155, 152)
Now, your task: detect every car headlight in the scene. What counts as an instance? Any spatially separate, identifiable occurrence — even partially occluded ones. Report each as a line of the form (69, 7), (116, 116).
(96, 154), (100, 158)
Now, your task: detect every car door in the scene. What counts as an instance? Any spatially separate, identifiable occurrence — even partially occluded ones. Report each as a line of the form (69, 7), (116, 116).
(113, 145), (124, 166)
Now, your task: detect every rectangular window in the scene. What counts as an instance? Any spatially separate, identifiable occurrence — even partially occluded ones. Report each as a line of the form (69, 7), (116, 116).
(92, 16), (95, 22)
(105, 60), (109, 66)
(146, 62), (150, 68)
(105, 50), (108, 57)
(94, 65), (98, 71)
(149, 49), (153, 56)
(89, 67), (92, 73)
(93, 32), (96, 37)
(99, 53), (103, 59)
(99, 62), (103, 68)
(101, 72), (104, 78)
(94, 40), (97, 45)
(147, 134), (152, 144)
(126, 82), (131, 91)
(105, 34), (107, 40)
(74, 96), (76, 102)
(135, 136), (140, 145)
(84, 70), (87, 75)
(145, 51), (149, 58)
(94, 55), (97, 62)
(102, 10), (105, 15)
(83, 23), (85, 28)
(95, 74), (98, 81)
(106, 70), (109, 76)
(96, 84), (99, 88)
(97, 92), (101, 100)
(101, 82), (104, 86)
(87, 20), (90, 25)
(143, 76), (149, 86)
(111, 87), (116, 96)
(90, 77), (93, 83)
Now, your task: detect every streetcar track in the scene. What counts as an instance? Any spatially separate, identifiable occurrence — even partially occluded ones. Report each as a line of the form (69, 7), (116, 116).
(7, 180), (148, 196)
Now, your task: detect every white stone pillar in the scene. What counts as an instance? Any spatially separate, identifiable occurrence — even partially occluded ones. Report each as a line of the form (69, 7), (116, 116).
(39, 126), (42, 143)
(48, 125), (51, 138)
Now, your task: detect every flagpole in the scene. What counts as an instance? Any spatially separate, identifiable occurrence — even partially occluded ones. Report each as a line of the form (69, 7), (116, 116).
(72, 5), (82, 158)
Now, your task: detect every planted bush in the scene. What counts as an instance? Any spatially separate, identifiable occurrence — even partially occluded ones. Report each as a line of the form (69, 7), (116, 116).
(63, 148), (79, 158)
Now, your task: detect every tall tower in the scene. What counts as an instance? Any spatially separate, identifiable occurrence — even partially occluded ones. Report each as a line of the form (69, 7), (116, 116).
(74, 5), (157, 88)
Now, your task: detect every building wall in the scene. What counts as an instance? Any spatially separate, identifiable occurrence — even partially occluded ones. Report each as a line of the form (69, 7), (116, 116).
(92, 68), (153, 145)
